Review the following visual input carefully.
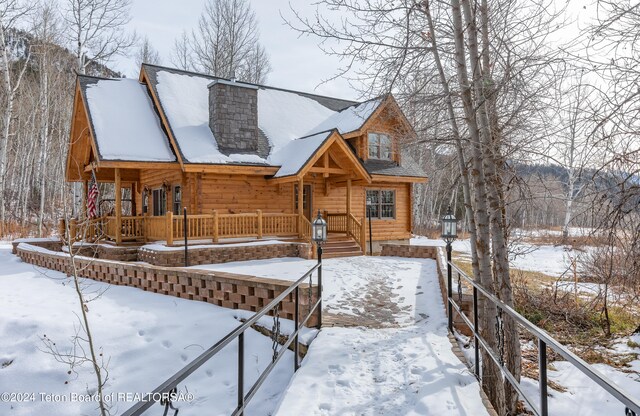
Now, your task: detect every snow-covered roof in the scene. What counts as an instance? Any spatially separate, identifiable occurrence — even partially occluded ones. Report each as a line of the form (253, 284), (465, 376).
(82, 78), (176, 162)
(307, 98), (382, 136)
(269, 131), (334, 178)
(145, 66), (382, 165)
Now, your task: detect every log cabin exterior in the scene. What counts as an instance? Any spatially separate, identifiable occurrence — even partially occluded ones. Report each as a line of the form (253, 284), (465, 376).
(65, 64), (427, 254)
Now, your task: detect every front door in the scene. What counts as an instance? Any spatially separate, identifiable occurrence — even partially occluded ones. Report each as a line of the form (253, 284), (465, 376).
(294, 184), (312, 220)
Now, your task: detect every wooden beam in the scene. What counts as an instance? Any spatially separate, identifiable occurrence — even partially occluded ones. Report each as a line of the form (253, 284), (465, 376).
(323, 153), (329, 178)
(297, 177), (304, 238)
(115, 168), (122, 245)
(346, 178), (352, 234)
(184, 164), (279, 175)
(81, 179), (88, 219)
(94, 160), (181, 170)
(268, 174), (300, 185)
(308, 167), (347, 175)
(139, 67), (185, 169)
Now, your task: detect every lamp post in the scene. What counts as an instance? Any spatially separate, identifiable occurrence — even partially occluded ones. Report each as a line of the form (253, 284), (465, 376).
(312, 210), (327, 328)
(441, 205), (458, 332)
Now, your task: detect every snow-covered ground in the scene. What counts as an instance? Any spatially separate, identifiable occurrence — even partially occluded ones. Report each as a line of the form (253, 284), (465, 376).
(0, 244), (293, 416)
(411, 236), (579, 277)
(411, 235), (640, 414)
(194, 257), (491, 415)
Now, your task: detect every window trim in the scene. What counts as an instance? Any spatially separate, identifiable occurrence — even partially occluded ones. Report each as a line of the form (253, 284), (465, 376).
(367, 132), (393, 160)
(366, 189), (396, 220)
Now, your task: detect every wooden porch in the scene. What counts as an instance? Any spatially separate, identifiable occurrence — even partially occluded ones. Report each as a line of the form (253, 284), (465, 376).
(62, 210), (366, 252)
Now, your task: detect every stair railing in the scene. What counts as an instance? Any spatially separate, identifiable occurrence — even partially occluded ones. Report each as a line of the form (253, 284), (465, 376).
(121, 262), (322, 416)
(347, 213), (366, 254)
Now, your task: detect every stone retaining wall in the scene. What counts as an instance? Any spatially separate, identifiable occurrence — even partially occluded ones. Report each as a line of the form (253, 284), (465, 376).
(12, 238), (62, 255)
(380, 244), (438, 259)
(16, 244), (319, 327)
(139, 242), (313, 267)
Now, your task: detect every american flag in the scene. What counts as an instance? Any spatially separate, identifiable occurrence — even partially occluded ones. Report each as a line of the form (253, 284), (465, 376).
(87, 178), (99, 219)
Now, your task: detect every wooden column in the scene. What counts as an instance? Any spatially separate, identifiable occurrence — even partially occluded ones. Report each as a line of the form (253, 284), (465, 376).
(115, 168), (122, 245)
(212, 209), (219, 243)
(256, 209), (263, 239)
(346, 178), (352, 234)
(81, 179), (88, 220)
(297, 177), (304, 238)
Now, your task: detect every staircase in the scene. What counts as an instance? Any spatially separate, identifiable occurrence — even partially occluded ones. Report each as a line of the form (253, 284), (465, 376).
(322, 233), (363, 258)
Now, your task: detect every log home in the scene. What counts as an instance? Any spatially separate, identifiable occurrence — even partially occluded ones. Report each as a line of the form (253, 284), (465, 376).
(65, 64), (426, 256)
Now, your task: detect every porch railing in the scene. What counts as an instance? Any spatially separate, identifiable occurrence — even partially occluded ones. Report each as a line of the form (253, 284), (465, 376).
(64, 211), (309, 245)
(445, 258), (640, 416)
(121, 261), (322, 416)
(326, 213), (347, 233)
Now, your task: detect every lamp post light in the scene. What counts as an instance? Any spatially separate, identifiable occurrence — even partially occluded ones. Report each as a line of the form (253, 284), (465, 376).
(312, 210), (327, 328)
(441, 205), (458, 332)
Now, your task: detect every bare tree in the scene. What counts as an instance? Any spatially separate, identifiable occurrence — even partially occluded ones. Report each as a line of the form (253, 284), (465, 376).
(190, 0), (271, 82)
(0, 0), (33, 235)
(170, 30), (191, 70)
(286, 0), (570, 412)
(32, 2), (60, 236)
(62, 0), (136, 75)
(135, 35), (160, 67)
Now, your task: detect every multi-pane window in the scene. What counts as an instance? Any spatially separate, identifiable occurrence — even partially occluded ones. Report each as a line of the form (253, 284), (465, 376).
(368, 132), (393, 160)
(152, 188), (166, 216)
(173, 185), (182, 215)
(366, 190), (395, 219)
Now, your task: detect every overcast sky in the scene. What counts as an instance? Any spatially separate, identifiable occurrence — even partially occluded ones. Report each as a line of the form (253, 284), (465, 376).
(114, 0), (360, 100)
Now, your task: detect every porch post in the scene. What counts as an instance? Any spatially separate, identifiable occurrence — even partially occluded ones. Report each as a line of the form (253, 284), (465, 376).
(297, 177), (304, 238)
(346, 178), (352, 234)
(115, 168), (122, 245)
(81, 179), (88, 220)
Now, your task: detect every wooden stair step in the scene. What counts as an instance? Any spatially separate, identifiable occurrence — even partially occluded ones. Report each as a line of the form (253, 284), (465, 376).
(323, 246), (361, 253)
(323, 250), (363, 258)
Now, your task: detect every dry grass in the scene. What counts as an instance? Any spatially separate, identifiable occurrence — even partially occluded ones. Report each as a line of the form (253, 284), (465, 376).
(452, 256), (640, 366)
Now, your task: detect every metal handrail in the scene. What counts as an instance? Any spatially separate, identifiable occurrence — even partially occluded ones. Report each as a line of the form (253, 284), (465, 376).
(445, 259), (640, 416)
(122, 262), (322, 416)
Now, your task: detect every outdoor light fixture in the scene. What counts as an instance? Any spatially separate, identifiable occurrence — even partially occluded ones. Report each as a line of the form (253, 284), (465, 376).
(441, 206), (458, 244)
(312, 210), (327, 245)
(311, 210), (326, 328)
(441, 205), (458, 332)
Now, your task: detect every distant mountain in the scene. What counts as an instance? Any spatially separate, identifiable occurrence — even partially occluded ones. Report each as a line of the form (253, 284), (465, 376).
(4, 27), (123, 78)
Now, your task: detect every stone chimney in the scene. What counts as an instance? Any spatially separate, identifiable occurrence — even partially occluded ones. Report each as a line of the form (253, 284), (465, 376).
(208, 79), (259, 154)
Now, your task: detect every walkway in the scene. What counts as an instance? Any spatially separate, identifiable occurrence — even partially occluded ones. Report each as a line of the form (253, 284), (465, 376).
(197, 255), (490, 415)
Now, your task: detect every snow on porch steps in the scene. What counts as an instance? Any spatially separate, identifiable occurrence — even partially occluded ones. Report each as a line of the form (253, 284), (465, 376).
(272, 257), (490, 416)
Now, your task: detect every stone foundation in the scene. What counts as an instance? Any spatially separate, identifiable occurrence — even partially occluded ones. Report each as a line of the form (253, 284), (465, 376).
(16, 244), (319, 327)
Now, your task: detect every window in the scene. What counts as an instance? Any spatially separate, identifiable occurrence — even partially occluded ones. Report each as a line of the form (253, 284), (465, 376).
(368, 132), (393, 160)
(173, 185), (182, 215)
(152, 188), (166, 216)
(366, 190), (395, 219)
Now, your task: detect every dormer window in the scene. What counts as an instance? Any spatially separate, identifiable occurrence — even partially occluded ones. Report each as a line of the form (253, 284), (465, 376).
(368, 132), (392, 160)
